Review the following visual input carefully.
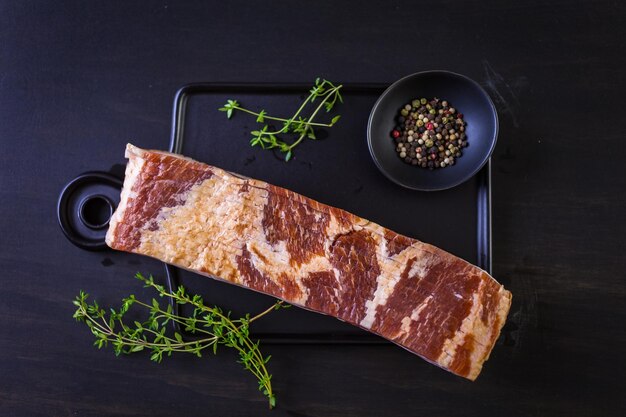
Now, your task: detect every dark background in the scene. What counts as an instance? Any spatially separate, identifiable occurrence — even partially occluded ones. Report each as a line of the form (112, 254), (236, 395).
(1, 1), (625, 416)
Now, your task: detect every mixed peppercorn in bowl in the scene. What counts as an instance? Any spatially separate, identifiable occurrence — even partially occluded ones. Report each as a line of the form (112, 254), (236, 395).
(367, 70), (499, 191)
(391, 97), (468, 169)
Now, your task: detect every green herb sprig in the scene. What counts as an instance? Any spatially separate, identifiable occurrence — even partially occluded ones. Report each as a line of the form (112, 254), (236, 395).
(219, 78), (343, 161)
(73, 272), (288, 408)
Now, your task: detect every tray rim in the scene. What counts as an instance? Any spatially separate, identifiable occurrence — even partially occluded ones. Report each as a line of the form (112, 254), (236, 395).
(163, 82), (492, 343)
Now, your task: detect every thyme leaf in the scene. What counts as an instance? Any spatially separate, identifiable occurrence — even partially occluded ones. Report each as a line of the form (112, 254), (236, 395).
(73, 272), (289, 409)
(219, 78), (343, 161)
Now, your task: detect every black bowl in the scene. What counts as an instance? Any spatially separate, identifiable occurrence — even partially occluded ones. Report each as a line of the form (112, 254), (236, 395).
(367, 71), (498, 191)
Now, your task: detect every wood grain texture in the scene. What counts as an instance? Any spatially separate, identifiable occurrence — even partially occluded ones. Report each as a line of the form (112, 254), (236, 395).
(0, 1), (625, 416)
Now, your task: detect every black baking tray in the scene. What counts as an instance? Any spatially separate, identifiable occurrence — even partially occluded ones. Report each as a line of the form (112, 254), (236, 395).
(163, 83), (492, 343)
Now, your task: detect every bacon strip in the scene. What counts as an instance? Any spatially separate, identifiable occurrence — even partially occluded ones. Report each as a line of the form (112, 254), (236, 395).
(106, 144), (512, 380)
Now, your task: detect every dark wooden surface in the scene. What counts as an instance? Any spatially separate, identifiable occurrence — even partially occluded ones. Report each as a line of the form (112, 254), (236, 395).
(1, 1), (625, 416)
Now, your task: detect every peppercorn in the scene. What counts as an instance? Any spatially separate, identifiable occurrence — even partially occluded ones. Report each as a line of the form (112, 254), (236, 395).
(391, 97), (467, 169)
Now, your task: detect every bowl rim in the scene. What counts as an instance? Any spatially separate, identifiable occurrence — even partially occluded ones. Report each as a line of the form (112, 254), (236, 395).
(367, 69), (499, 191)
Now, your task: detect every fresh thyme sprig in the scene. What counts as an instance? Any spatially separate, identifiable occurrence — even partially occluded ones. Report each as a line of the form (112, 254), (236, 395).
(73, 272), (289, 409)
(219, 78), (343, 161)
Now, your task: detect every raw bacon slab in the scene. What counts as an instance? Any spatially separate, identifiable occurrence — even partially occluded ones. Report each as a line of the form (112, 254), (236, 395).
(106, 144), (512, 380)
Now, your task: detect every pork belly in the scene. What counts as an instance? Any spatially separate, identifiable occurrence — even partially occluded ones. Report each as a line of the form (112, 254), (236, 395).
(106, 144), (512, 380)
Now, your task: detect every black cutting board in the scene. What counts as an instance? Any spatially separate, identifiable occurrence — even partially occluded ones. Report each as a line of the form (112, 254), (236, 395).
(165, 83), (491, 342)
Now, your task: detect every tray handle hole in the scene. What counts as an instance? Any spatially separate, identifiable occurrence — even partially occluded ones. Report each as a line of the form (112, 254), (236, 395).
(79, 195), (113, 230)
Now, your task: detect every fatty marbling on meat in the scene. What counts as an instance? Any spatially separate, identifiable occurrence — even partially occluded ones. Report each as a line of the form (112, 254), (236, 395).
(106, 144), (512, 380)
